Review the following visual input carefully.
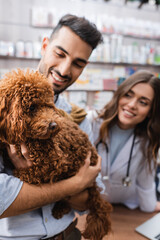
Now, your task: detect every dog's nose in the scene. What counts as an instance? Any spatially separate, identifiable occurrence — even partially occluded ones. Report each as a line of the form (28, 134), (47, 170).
(49, 122), (57, 129)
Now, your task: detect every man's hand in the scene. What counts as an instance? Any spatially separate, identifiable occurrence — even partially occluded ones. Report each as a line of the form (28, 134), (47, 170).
(7, 144), (32, 169)
(73, 152), (101, 191)
(1, 150), (101, 218)
(68, 190), (89, 211)
(67, 153), (101, 210)
(7, 144), (101, 191)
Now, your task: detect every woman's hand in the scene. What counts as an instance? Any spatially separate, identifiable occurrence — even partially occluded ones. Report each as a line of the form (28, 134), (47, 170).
(7, 144), (32, 169)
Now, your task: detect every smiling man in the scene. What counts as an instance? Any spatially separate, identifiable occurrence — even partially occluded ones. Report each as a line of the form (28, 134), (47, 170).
(0, 14), (103, 240)
(38, 26), (92, 94)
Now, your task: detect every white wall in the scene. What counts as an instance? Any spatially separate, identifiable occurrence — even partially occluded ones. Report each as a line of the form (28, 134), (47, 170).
(0, 0), (160, 42)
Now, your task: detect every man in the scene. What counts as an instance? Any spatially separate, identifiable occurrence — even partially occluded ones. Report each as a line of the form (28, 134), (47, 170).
(0, 14), (103, 239)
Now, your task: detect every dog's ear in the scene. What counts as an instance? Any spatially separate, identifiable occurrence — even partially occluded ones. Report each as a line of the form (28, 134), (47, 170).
(0, 95), (9, 142)
(0, 95), (26, 144)
(8, 95), (26, 143)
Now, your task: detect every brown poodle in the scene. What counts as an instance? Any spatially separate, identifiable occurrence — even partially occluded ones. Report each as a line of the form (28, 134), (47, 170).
(0, 69), (112, 240)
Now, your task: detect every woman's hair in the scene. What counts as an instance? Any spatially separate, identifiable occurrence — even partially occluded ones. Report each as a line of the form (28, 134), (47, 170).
(99, 70), (160, 168)
(50, 14), (103, 50)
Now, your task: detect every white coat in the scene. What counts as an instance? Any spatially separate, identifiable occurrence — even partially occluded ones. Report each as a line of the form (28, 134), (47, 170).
(87, 111), (157, 212)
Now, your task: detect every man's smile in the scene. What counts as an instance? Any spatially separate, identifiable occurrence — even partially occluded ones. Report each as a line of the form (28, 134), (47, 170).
(51, 71), (69, 85)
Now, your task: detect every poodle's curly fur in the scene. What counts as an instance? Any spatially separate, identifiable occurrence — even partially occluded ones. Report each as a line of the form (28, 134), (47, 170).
(0, 69), (112, 240)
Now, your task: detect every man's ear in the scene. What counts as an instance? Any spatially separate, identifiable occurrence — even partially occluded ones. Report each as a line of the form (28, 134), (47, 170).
(41, 37), (49, 56)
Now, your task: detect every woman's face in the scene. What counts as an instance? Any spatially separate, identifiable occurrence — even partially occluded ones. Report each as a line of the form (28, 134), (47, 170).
(117, 82), (154, 130)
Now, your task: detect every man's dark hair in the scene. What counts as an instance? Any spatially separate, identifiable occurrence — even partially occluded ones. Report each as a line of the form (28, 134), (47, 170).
(50, 14), (103, 50)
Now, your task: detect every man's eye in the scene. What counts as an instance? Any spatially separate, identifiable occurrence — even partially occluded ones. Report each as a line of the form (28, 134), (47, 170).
(73, 62), (86, 69)
(56, 52), (64, 57)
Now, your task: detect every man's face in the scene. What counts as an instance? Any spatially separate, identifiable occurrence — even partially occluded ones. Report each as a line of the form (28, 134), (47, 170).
(38, 26), (92, 94)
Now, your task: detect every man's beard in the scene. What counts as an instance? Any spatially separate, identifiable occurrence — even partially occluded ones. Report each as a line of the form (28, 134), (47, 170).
(38, 62), (71, 95)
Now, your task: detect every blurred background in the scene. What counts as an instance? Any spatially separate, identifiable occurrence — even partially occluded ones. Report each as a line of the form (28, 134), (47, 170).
(0, 0), (160, 110)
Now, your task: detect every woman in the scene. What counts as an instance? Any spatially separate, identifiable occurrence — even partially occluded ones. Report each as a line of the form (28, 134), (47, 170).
(88, 70), (160, 212)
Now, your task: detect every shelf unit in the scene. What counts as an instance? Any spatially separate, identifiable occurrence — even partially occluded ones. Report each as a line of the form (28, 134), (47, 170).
(1, 55), (160, 68)
(0, 0), (160, 110)
(0, 54), (159, 110)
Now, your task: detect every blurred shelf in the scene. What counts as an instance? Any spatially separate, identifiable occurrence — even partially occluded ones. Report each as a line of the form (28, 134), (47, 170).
(0, 55), (40, 61)
(89, 61), (160, 68)
(31, 25), (160, 41)
(102, 32), (160, 41)
(0, 55), (159, 68)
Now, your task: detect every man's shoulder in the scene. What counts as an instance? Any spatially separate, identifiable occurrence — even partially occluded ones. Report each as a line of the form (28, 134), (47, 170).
(87, 110), (102, 127)
(55, 95), (72, 113)
(55, 94), (92, 141)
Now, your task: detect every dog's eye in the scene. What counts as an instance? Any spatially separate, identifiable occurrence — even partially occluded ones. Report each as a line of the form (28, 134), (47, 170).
(29, 104), (36, 111)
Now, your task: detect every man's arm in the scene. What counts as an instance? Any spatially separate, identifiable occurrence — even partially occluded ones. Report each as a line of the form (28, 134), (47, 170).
(0, 152), (101, 218)
(68, 189), (89, 211)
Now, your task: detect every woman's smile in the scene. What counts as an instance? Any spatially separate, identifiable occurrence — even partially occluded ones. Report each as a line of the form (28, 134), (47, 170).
(117, 83), (154, 129)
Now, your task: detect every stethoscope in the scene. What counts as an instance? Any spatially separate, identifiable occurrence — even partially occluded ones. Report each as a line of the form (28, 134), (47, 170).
(96, 134), (136, 187)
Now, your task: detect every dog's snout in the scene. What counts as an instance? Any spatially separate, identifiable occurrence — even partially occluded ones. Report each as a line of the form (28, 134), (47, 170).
(49, 122), (57, 129)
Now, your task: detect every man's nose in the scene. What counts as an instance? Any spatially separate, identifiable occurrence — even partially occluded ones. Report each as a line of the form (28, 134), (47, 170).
(59, 60), (71, 77)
